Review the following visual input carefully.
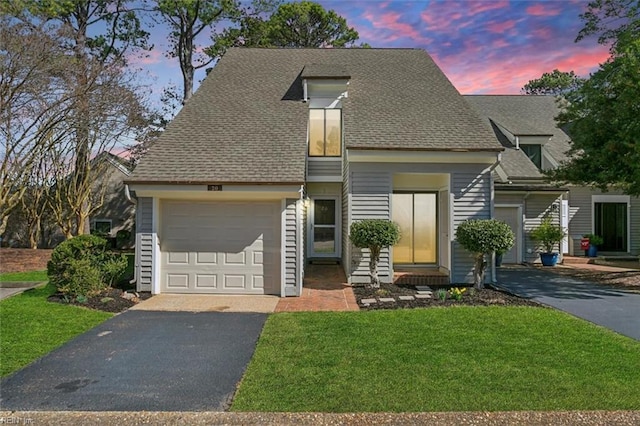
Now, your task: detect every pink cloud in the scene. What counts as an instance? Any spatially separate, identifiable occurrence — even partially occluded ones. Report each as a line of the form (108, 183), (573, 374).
(526, 4), (561, 16)
(363, 10), (432, 44)
(487, 20), (517, 33)
(127, 49), (165, 66)
(466, 0), (510, 15)
(433, 44), (610, 94)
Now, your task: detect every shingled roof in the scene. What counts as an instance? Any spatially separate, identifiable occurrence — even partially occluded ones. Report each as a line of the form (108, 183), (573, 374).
(130, 48), (502, 184)
(465, 95), (572, 180)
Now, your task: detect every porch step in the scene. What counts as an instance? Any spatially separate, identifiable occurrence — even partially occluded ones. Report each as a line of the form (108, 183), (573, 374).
(562, 256), (594, 265)
(393, 274), (449, 286)
(599, 255), (639, 262)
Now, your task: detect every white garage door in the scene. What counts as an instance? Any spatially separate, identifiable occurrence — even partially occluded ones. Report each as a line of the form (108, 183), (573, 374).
(160, 200), (281, 294)
(494, 206), (520, 264)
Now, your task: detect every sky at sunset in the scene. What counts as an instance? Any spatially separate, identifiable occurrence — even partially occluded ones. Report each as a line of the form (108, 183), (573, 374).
(132, 0), (611, 105)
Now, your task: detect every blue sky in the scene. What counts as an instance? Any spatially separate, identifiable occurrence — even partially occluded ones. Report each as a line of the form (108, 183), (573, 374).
(130, 0), (609, 106)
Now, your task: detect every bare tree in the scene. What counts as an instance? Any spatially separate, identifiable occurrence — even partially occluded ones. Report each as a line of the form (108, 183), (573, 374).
(0, 19), (75, 236)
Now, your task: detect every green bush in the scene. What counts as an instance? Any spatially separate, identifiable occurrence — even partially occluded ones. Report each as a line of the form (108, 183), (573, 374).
(350, 219), (400, 288)
(55, 258), (105, 297)
(531, 218), (566, 253)
(48, 234), (127, 297)
(116, 229), (132, 249)
(455, 219), (515, 289)
(582, 233), (604, 247)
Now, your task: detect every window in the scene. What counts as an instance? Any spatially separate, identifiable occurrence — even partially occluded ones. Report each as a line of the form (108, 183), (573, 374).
(92, 219), (112, 235)
(521, 144), (542, 169)
(308, 109), (341, 156)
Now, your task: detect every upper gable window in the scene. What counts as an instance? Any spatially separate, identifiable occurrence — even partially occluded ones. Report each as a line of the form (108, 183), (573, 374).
(309, 109), (341, 157)
(521, 144), (542, 169)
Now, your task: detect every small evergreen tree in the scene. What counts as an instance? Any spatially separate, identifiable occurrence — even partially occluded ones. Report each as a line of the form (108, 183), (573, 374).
(455, 219), (514, 289)
(349, 219), (400, 288)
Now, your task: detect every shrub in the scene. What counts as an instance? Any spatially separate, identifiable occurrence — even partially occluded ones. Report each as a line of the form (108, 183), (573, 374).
(456, 219), (514, 289)
(582, 233), (604, 247)
(48, 234), (127, 297)
(530, 217), (566, 253)
(350, 219), (401, 288)
(116, 229), (132, 249)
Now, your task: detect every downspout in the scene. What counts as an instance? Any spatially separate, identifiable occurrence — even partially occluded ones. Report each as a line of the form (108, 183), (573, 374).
(490, 153), (502, 284)
(515, 136), (520, 150)
(124, 184), (138, 286)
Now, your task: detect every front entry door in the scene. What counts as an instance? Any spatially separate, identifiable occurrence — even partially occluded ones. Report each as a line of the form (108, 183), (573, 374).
(309, 197), (340, 258)
(392, 193), (437, 264)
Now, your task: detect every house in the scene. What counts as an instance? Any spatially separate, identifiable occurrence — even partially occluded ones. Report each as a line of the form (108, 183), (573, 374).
(125, 48), (504, 296)
(89, 152), (136, 246)
(465, 95), (640, 262)
(1, 152), (135, 248)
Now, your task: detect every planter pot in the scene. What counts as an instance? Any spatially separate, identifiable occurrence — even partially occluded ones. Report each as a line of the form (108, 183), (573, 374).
(587, 245), (598, 258)
(495, 253), (503, 267)
(540, 252), (559, 266)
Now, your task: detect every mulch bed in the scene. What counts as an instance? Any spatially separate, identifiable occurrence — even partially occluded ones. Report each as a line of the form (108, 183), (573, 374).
(353, 282), (540, 310)
(48, 288), (151, 313)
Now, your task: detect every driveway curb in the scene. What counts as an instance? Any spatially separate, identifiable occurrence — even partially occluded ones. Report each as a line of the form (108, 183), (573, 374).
(2, 410), (639, 425)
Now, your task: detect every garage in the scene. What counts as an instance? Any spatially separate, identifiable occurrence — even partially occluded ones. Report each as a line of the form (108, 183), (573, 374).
(160, 200), (281, 294)
(494, 206), (521, 264)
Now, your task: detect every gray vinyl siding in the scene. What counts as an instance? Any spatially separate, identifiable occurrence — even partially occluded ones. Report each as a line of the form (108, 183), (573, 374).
(451, 168), (492, 283)
(632, 197), (640, 255)
(136, 197), (153, 292)
(342, 160), (351, 276)
(567, 186), (592, 254)
(524, 194), (562, 262)
(284, 199), (298, 296)
(307, 158), (342, 181)
(348, 167), (392, 284)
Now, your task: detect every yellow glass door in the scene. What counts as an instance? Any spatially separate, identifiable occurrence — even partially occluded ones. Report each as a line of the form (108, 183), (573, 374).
(392, 193), (437, 264)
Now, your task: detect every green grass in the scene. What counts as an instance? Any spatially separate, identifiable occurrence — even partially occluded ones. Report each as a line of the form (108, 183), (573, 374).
(0, 270), (48, 282)
(0, 283), (112, 377)
(232, 308), (640, 412)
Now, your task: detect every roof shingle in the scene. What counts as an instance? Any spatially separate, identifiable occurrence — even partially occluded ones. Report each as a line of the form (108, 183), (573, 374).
(130, 48), (502, 184)
(464, 95), (571, 180)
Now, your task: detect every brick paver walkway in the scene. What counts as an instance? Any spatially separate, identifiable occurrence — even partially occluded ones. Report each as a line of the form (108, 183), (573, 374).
(275, 264), (359, 312)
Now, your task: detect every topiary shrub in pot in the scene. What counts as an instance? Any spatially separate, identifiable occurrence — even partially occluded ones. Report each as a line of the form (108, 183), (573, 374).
(455, 219), (514, 289)
(48, 234), (128, 298)
(530, 218), (566, 266)
(350, 219), (400, 289)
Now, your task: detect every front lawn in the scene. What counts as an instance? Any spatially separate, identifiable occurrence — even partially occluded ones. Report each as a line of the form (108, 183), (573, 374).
(232, 307), (640, 412)
(0, 270), (48, 282)
(0, 283), (112, 377)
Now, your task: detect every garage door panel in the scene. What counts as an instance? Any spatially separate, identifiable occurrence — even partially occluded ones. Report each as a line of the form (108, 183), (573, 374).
(196, 252), (217, 264)
(160, 200), (280, 294)
(195, 274), (217, 289)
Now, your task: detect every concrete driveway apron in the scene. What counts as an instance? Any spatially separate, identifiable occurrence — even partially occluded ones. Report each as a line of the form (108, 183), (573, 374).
(0, 310), (267, 411)
(497, 268), (640, 341)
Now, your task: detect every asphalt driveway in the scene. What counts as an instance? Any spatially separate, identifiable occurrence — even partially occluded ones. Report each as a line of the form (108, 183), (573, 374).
(0, 310), (267, 411)
(497, 268), (640, 341)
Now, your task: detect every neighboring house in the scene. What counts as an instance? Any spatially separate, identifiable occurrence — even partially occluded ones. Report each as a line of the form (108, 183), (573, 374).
(89, 152), (136, 246)
(465, 95), (640, 263)
(126, 47), (504, 296)
(1, 152), (135, 248)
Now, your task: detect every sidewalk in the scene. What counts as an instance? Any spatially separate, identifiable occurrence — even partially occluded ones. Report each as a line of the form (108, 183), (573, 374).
(2, 410), (638, 425)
